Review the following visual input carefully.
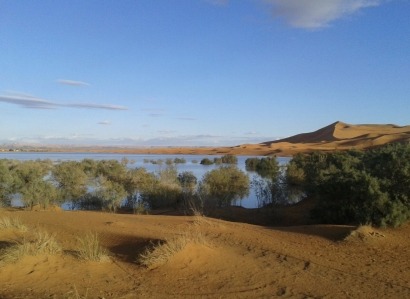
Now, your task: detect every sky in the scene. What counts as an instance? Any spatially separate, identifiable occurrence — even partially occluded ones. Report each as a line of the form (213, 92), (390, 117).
(0, 0), (409, 147)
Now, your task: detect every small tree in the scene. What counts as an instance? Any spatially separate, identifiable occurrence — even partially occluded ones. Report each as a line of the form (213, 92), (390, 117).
(95, 176), (127, 213)
(201, 166), (249, 207)
(13, 160), (57, 209)
(0, 160), (15, 207)
(140, 166), (183, 209)
(52, 161), (88, 208)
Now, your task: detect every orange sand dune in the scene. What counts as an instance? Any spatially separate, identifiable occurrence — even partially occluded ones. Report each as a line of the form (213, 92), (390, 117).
(254, 121), (410, 155)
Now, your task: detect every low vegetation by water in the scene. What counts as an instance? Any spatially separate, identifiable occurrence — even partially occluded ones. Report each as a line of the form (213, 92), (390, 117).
(1, 143), (410, 227)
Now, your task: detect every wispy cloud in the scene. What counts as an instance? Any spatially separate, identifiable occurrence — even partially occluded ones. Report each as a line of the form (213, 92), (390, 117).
(56, 79), (90, 87)
(0, 94), (56, 109)
(68, 103), (127, 110)
(98, 120), (112, 125)
(0, 92), (128, 110)
(263, 0), (383, 29)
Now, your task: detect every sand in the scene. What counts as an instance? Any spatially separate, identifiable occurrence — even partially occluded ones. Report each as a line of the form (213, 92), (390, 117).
(18, 121), (410, 156)
(1, 209), (410, 298)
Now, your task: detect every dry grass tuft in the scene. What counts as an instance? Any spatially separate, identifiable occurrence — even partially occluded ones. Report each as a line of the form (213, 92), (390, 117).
(64, 284), (89, 299)
(0, 230), (61, 264)
(344, 225), (386, 242)
(139, 229), (207, 268)
(0, 216), (28, 231)
(76, 231), (109, 262)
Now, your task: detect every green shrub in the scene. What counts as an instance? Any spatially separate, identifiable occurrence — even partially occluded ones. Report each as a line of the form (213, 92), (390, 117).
(200, 158), (213, 165)
(290, 143), (410, 227)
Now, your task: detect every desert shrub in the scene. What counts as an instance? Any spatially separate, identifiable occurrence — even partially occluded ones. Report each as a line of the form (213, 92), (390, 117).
(12, 160), (58, 209)
(139, 230), (207, 268)
(0, 216), (27, 231)
(201, 166), (249, 207)
(52, 161), (89, 205)
(245, 157), (280, 179)
(123, 167), (156, 212)
(95, 176), (127, 213)
(174, 157), (186, 164)
(76, 231), (109, 262)
(0, 159), (15, 207)
(140, 166), (183, 209)
(291, 143), (410, 227)
(245, 158), (259, 171)
(221, 154), (238, 164)
(0, 230), (61, 263)
(213, 157), (222, 165)
(200, 158), (213, 165)
(177, 171), (198, 213)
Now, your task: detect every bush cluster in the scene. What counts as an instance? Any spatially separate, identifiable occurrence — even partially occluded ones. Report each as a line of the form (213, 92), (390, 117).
(287, 143), (410, 227)
(0, 156), (249, 214)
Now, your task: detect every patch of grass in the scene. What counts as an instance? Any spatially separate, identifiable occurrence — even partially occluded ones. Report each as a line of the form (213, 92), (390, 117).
(139, 230), (207, 268)
(0, 230), (61, 264)
(0, 216), (27, 231)
(76, 231), (109, 262)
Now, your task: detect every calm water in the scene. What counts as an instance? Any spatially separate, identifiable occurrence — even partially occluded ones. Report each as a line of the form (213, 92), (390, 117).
(0, 152), (291, 209)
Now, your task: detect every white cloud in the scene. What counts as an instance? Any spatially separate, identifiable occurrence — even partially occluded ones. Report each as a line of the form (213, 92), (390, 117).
(0, 92), (128, 110)
(0, 94), (56, 109)
(263, 0), (383, 29)
(56, 79), (90, 87)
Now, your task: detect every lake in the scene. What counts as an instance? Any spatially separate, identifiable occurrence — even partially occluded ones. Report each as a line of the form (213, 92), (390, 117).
(0, 152), (291, 209)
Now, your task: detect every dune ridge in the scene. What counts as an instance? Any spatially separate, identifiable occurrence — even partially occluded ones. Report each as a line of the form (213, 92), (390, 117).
(241, 121), (410, 156)
(10, 121), (410, 156)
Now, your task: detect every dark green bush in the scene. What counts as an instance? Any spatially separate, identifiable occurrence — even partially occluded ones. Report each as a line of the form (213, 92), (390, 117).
(289, 143), (410, 227)
(200, 158), (214, 165)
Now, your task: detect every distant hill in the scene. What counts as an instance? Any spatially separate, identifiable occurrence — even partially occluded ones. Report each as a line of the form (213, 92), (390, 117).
(251, 121), (410, 155)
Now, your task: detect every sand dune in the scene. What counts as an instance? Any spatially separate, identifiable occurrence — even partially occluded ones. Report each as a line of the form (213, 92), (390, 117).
(35, 121), (410, 156)
(1, 210), (410, 298)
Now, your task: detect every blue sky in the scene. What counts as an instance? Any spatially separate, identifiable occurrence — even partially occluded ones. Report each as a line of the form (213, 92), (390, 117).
(0, 0), (409, 146)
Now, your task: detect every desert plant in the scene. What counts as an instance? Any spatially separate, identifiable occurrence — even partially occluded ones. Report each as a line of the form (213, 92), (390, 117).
(201, 166), (249, 207)
(200, 158), (213, 165)
(139, 230), (207, 268)
(0, 216), (27, 231)
(0, 230), (61, 263)
(76, 231), (109, 262)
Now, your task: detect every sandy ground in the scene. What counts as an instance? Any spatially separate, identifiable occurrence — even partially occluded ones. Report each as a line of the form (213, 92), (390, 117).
(1, 209), (410, 299)
(19, 121), (410, 157)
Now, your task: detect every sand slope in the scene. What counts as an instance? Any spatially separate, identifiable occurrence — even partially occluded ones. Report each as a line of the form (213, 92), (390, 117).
(250, 121), (410, 156)
(28, 121), (410, 156)
(1, 210), (410, 298)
